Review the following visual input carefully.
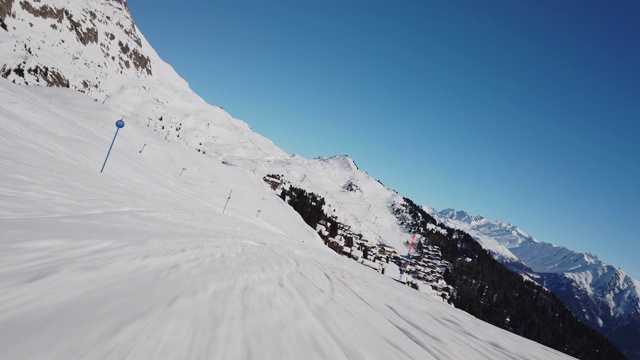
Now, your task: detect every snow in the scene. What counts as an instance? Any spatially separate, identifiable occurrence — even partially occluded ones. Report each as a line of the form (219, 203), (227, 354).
(0, 71), (572, 360)
(433, 207), (640, 338)
(432, 208), (520, 263)
(351, 249), (364, 259)
(0, 1), (576, 358)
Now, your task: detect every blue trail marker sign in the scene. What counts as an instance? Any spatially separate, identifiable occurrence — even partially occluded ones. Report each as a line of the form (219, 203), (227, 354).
(100, 119), (125, 173)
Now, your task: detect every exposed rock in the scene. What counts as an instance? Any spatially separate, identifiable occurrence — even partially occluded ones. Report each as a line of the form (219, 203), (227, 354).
(26, 64), (69, 87)
(67, 14), (98, 45)
(0, 0), (14, 31)
(119, 22), (141, 47)
(0, 0), (14, 20)
(108, 0), (129, 13)
(3, 0), (152, 93)
(131, 48), (151, 75)
(19, 1), (63, 23)
(19, 1), (98, 45)
(118, 40), (129, 54)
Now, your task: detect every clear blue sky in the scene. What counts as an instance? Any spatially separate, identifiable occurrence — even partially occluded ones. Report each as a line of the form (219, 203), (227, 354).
(128, 0), (640, 279)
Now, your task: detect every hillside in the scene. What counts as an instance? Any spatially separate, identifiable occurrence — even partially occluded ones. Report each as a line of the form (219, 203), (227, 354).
(435, 209), (640, 359)
(0, 73), (579, 360)
(0, 1), (629, 359)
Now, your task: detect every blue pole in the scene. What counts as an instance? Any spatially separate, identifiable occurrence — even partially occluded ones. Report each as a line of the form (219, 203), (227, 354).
(100, 128), (119, 173)
(100, 119), (125, 173)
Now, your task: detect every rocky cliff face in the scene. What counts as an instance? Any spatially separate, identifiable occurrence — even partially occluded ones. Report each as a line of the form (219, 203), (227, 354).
(0, 0), (151, 93)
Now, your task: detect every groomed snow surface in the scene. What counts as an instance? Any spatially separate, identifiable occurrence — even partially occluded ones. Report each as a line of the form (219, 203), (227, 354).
(0, 80), (573, 359)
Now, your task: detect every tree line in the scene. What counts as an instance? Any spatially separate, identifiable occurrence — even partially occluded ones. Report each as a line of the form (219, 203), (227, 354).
(399, 197), (625, 360)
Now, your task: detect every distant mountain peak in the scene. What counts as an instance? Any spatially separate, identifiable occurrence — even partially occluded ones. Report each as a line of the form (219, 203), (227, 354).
(432, 204), (640, 359)
(316, 155), (359, 171)
(438, 208), (485, 224)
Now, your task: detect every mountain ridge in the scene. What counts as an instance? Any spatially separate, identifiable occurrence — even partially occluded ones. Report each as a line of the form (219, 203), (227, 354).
(432, 207), (640, 359)
(0, 1), (631, 358)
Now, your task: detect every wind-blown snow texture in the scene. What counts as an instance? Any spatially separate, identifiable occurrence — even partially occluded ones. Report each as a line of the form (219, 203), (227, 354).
(0, 51), (570, 360)
(0, 1), (577, 359)
(434, 208), (640, 359)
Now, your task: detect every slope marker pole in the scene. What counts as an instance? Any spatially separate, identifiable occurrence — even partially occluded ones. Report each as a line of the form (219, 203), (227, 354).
(222, 189), (233, 214)
(139, 143), (146, 153)
(100, 119), (125, 173)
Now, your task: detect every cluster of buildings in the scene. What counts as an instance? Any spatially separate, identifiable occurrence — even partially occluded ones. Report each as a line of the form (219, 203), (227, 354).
(317, 220), (452, 300)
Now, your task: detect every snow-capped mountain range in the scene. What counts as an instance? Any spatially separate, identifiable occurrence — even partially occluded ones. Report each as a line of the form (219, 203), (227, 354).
(433, 208), (640, 359)
(0, 0), (634, 358)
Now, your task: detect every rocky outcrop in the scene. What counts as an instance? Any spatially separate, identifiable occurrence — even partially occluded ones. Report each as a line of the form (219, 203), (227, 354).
(1, 0), (153, 92)
(0, 0), (14, 30)
(0, 0), (13, 20)
(19, 1), (63, 23)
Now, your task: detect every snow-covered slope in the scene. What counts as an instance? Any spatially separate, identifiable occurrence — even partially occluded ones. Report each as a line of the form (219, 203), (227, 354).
(260, 155), (415, 251)
(433, 209), (521, 265)
(0, 0), (286, 163)
(0, 0), (486, 266)
(433, 208), (640, 359)
(1, 0), (420, 252)
(0, 72), (575, 359)
(0, 1), (582, 359)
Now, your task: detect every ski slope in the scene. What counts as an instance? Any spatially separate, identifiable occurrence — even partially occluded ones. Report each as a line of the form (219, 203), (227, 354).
(0, 80), (575, 359)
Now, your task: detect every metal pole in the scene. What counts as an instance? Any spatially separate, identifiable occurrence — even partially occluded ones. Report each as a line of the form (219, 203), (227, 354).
(222, 189), (233, 214)
(100, 128), (120, 173)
